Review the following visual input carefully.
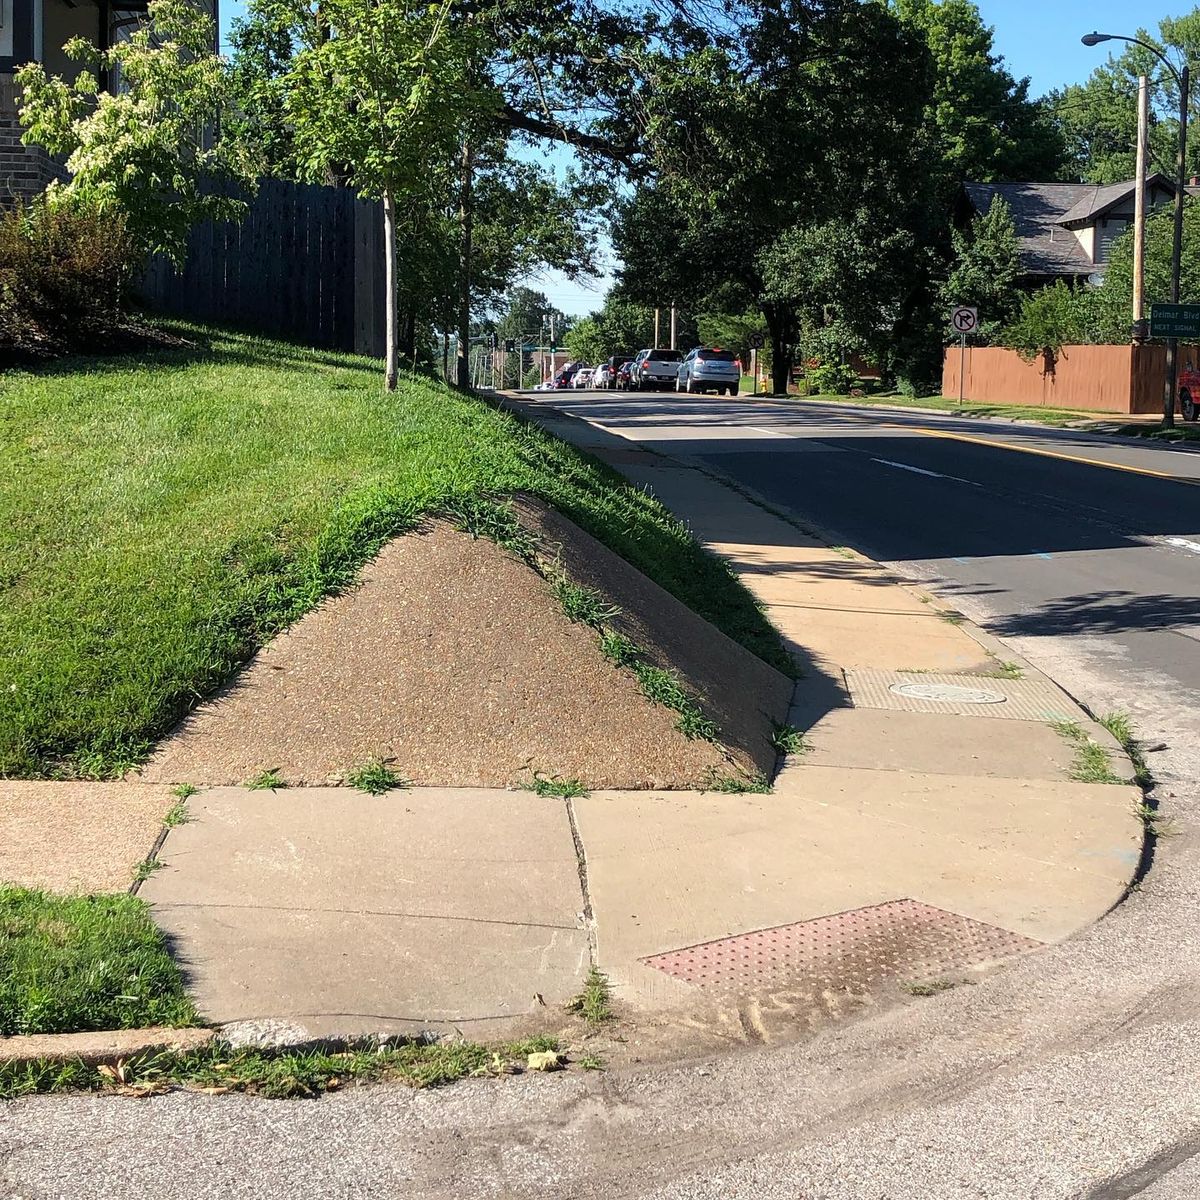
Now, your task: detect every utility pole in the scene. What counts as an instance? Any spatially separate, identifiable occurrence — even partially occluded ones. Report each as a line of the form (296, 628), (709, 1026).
(1164, 63), (1190, 428)
(670, 304), (677, 350)
(654, 308), (660, 347)
(1133, 74), (1150, 336)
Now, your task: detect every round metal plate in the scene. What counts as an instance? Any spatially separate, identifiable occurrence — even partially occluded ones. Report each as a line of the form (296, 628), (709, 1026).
(889, 682), (1007, 704)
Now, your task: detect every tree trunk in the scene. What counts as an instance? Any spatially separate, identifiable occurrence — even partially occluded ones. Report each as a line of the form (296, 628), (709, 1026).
(455, 140), (475, 390)
(382, 189), (398, 392)
(764, 305), (791, 395)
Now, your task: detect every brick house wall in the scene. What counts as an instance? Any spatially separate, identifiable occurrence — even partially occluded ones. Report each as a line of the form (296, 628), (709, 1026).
(1, 77), (66, 204)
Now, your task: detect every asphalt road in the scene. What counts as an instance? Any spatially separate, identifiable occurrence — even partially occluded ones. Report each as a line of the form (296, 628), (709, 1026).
(5, 393), (1200, 1200)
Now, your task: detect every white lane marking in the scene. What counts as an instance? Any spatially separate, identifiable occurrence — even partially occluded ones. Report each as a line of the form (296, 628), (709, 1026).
(1163, 536), (1200, 555)
(748, 426), (795, 438)
(871, 457), (981, 486)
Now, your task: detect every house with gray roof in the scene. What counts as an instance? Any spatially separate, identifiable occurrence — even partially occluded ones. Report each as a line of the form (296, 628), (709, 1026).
(958, 176), (1184, 286)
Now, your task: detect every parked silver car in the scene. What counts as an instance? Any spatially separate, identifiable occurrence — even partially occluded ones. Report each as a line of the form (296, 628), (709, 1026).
(631, 348), (684, 390)
(676, 347), (741, 396)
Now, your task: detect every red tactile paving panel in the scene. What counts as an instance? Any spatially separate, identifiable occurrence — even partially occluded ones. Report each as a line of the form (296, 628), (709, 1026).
(640, 899), (1042, 992)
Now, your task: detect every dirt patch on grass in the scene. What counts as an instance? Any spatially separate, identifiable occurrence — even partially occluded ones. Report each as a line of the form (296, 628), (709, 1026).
(140, 507), (790, 790)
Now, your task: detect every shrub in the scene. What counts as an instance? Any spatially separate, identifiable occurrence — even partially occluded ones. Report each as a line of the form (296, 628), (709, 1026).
(1002, 281), (1095, 363)
(805, 359), (858, 395)
(0, 197), (135, 356)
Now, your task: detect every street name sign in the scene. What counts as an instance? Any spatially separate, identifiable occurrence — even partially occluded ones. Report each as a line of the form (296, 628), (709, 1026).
(951, 306), (979, 335)
(1150, 303), (1200, 339)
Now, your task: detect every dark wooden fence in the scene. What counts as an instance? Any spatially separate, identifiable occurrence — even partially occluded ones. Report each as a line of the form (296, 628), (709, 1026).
(140, 178), (386, 357)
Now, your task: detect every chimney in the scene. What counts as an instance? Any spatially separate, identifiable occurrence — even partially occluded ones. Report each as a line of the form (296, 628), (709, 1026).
(1190, 176), (1200, 187)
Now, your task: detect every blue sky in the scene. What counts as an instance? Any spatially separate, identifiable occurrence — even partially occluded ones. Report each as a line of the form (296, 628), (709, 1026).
(216, 1), (1197, 313)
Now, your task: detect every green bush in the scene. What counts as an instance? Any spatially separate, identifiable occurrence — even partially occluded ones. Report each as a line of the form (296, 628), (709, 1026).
(0, 197), (135, 357)
(1002, 281), (1095, 363)
(806, 359), (858, 394)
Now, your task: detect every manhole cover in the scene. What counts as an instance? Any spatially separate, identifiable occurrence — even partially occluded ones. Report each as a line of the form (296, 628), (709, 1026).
(889, 682), (1006, 704)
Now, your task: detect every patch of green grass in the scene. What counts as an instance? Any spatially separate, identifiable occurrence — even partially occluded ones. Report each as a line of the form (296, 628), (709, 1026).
(1, 325), (790, 779)
(1052, 720), (1122, 785)
(524, 773), (589, 799)
(1098, 710), (1153, 788)
(904, 978), (956, 997)
(771, 723), (807, 756)
(345, 757), (408, 796)
(575, 1054), (605, 1070)
(797, 392), (1107, 427)
(1116, 422), (1200, 443)
(704, 770), (772, 794)
(0, 886), (199, 1036)
(246, 768), (287, 791)
(565, 966), (615, 1026)
(171, 782), (199, 800)
(938, 610), (965, 626)
(1133, 801), (1176, 839)
(0, 1034), (561, 1100)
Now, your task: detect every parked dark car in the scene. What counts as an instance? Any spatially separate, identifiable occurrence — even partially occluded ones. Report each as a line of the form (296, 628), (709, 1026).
(615, 360), (634, 390)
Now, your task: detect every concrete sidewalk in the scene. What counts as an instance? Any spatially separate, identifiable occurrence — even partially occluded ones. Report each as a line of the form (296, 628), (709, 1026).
(7, 392), (1137, 1047)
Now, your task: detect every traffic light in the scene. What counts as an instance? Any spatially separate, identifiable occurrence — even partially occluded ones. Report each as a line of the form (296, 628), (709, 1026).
(504, 338), (516, 353)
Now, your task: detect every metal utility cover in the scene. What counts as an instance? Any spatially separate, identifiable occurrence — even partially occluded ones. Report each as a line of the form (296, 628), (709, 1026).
(640, 900), (1041, 993)
(844, 670), (1075, 721)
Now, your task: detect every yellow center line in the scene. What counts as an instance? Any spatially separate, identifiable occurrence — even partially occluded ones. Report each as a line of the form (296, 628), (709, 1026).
(880, 422), (1200, 486)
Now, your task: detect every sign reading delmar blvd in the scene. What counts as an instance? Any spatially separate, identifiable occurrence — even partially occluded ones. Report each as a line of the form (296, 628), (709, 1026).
(1150, 303), (1200, 339)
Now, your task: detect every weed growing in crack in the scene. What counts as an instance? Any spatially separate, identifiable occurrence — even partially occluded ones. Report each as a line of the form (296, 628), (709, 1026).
(246, 768), (287, 791)
(132, 857), (165, 884)
(1099, 711), (1153, 788)
(633, 666), (718, 741)
(599, 631), (638, 667)
(1134, 801), (1176, 839)
(1052, 721), (1122, 785)
(704, 770), (771, 794)
(552, 576), (621, 626)
(565, 967), (614, 1026)
(524, 773), (589, 799)
(989, 661), (1023, 680)
(771, 723), (807, 756)
(904, 978), (956, 997)
(171, 783), (199, 800)
(346, 758), (409, 796)
(163, 800), (191, 828)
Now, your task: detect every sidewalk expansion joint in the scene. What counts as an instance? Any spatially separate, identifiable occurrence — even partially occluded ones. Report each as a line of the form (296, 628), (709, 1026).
(564, 796), (598, 960)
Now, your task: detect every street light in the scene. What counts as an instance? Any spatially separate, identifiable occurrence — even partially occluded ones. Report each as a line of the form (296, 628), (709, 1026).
(1083, 31), (1189, 428)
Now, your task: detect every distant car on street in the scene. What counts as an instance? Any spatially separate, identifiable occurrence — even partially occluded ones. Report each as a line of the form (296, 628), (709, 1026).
(631, 348), (683, 390)
(572, 366), (595, 388)
(615, 360), (634, 390)
(675, 346), (741, 396)
(593, 363), (615, 389)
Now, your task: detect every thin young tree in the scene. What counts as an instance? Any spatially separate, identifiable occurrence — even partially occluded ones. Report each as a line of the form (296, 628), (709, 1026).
(284, 0), (488, 389)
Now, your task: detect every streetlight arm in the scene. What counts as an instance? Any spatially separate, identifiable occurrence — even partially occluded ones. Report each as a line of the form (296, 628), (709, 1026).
(1082, 32), (1184, 89)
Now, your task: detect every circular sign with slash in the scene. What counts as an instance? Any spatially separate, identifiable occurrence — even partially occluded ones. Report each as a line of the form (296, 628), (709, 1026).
(951, 306), (979, 334)
(748, 333), (765, 349)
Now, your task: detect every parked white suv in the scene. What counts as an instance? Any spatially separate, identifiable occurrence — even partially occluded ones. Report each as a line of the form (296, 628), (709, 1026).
(676, 347), (740, 396)
(631, 348), (683, 390)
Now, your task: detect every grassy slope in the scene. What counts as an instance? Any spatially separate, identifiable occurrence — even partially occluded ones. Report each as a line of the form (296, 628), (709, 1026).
(1, 326), (790, 778)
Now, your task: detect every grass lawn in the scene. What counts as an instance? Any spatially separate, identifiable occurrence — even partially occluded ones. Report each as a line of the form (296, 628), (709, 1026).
(789, 392), (1113, 426)
(0, 886), (199, 1035)
(1115, 421), (1200, 442)
(1, 325), (790, 778)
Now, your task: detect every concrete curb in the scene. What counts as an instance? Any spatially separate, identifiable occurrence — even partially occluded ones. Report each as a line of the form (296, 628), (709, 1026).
(0, 1026), (214, 1067)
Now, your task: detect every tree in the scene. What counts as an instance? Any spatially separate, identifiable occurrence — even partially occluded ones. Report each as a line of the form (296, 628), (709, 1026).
(890, 0), (1066, 188)
(1049, 11), (1200, 184)
(15, 0), (249, 263)
(939, 195), (1022, 342)
(563, 317), (607, 363)
(494, 287), (570, 345)
(283, 0), (487, 390)
(616, 0), (934, 392)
